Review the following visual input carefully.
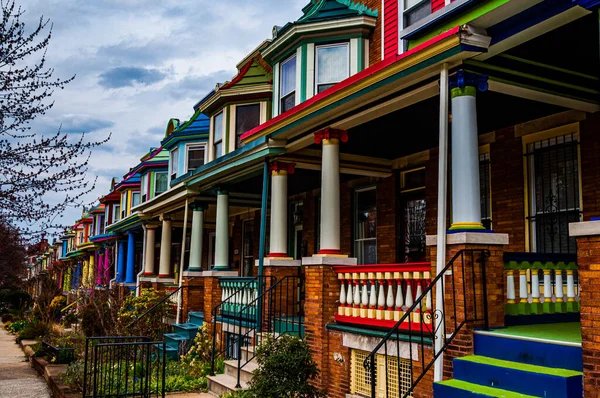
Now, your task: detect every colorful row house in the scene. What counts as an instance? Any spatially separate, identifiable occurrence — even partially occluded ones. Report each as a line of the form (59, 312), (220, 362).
(27, 0), (600, 396)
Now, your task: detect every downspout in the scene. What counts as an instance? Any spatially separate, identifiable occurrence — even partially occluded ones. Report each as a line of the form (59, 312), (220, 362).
(256, 160), (270, 332)
(176, 198), (190, 324)
(136, 225), (148, 297)
(434, 62), (449, 383)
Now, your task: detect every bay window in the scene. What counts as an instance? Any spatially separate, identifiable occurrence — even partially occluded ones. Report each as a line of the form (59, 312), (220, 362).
(213, 112), (223, 158)
(186, 144), (206, 173)
(280, 55), (296, 113)
(154, 172), (168, 196)
(235, 104), (261, 149)
(131, 192), (140, 209)
(316, 43), (349, 93)
(140, 174), (148, 202)
(170, 148), (179, 181)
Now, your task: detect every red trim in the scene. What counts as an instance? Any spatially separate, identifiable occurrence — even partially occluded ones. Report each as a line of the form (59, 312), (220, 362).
(220, 59), (254, 90)
(269, 161), (296, 174)
(240, 26), (461, 142)
(143, 272), (155, 276)
(318, 249), (343, 255)
(267, 252), (288, 258)
(158, 274), (170, 278)
(313, 128), (348, 144)
(332, 262), (431, 274)
(384, 0), (399, 58)
(335, 314), (433, 333)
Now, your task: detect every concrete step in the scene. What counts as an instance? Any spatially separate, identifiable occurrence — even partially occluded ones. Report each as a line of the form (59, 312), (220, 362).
(207, 373), (248, 396)
(224, 359), (258, 384)
(240, 345), (256, 362)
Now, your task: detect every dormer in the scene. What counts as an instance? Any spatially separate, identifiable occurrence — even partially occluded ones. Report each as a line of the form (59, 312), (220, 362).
(99, 178), (121, 227)
(262, 0), (378, 117)
(195, 41), (273, 162)
(135, 147), (169, 202)
(113, 170), (141, 220)
(161, 110), (210, 185)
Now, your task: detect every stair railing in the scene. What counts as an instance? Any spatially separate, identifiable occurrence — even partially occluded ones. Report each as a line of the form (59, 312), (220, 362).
(234, 275), (305, 388)
(364, 249), (490, 398)
(210, 276), (275, 376)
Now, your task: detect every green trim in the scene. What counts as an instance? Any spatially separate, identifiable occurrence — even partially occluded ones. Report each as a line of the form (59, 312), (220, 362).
(408, 0), (511, 49)
(497, 54), (599, 82)
(464, 59), (600, 95)
(224, 106), (230, 155)
(451, 86), (477, 98)
(503, 259), (578, 271)
(271, 34), (364, 64)
(357, 38), (364, 72)
(300, 44), (308, 102)
(435, 379), (539, 397)
(149, 171), (155, 200)
(456, 355), (582, 377)
(326, 323), (433, 345)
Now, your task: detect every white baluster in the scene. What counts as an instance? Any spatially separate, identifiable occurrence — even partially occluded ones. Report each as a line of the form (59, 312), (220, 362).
(531, 270), (541, 303)
(543, 270), (552, 303)
(353, 278), (361, 318)
(567, 270), (576, 302)
(425, 283), (433, 324)
(339, 279), (346, 316)
(361, 278), (369, 318)
(506, 270), (516, 304)
(519, 270), (528, 303)
(405, 281), (414, 309)
(376, 273), (385, 320)
(555, 270), (564, 302)
(346, 275), (353, 317)
(394, 278), (404, 322)
(368, 274), (377, 319)
(386, 278), (394, 321)
(412, 273), (423, 324)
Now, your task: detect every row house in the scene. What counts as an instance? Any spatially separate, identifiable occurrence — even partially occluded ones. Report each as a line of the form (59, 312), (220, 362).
(40, 1), (600, 397)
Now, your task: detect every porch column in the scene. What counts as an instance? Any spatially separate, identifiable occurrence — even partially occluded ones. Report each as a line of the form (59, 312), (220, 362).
(214, 191), (230, 270)
(449, 70), (488, 231)
(158, 216), (172, 277)
(96, 250), (104, 285)
(116, 239), (126, 282)
(87, 253), (95, 287)
(268, 161), (295, 258)
(188, 202), (206, 271)
(143, 225), (157, 276)
(314, 128), (348, 255)
(103, 248), (111, 285)
(125, 232), (136, 284)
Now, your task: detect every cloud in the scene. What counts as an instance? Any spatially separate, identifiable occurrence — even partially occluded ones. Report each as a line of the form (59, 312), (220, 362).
(161, 70), (234, 99)
(98, 67), (167, 88)
(58, 114), (114, 134)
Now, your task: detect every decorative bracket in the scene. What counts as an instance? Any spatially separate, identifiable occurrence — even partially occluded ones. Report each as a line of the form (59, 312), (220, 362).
(269, 160), (295, 175)
(449, 69), (488, 92)
(314, 127), (349, 145)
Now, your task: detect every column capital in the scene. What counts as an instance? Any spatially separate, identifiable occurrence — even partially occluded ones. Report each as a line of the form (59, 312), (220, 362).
(314, 127), (348, 145)
(270, 160), (295, 175)
(145, 223), (159, 229)
(449, 70), (488, 97)
(190, 201), (208, 211)
(159, 214), (171, 222)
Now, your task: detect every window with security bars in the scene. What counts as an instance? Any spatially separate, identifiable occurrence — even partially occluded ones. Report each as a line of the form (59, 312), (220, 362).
(351, 350), (413, 398)
(526, 133), (581, 254)
(480, 152), (491, 230)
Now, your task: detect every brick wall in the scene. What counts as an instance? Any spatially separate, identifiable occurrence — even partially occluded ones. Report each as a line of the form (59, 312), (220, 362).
(303, 190), (317, 256)
(490, 126), (526, 253)
(203, 277), (223, 323)
(357, 0), (382, 67)
(413, 346), (435, 398)
(575, 235), (600, 396)
(181, 277), (204, 322)
(377, 175), (397, 263)
(580, 112), (600, 221)
(325, 330), (351, 398)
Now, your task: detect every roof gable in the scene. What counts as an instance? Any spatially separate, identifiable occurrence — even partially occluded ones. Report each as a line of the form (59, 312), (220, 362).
(297, 0), (378, 25)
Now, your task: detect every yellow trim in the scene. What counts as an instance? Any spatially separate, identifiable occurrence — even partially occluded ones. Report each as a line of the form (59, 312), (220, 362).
(450, 222), (485, 227)
(322, 138), (340, 146)
(522, 123), (582, 252)
(243, 35), (462, 144)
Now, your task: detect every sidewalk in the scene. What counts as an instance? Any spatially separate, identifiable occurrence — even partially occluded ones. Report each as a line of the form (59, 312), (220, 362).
(0, 322), (51, 398)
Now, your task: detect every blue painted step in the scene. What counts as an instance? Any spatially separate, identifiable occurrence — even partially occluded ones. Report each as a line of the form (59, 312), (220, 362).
(156, 343), (178, 360)
(173, 323), (200, 340)
(188, 311), (204, 326)
(474, 331), (582, 371)
(164, 332), (187, 349)
(453, 355), (582, 398)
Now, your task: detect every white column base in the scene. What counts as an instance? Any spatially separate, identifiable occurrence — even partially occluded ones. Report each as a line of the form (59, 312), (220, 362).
(255, 258), (302, 267)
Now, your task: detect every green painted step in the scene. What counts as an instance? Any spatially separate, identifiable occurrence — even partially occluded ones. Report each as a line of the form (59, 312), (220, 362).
(435, 380), (539, 397)
(456, 355), (582, 377)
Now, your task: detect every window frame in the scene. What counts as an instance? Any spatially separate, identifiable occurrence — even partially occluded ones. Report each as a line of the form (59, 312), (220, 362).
(184, 143), (207, 174)
(154, 171), (168, 197)
(279, 54), (297, 113)
(315, 42), (350, 94)
(213, 111), (224, 159)
(234, 103), (262, 149)
(170, 148), (179, 182)
(131, 191), (141, 209)
(140, 173), (149, 202)
(353, 186), (377, 265)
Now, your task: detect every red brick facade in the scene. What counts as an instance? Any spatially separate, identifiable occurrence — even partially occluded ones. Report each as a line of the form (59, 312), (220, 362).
(580, 112), (600, 221)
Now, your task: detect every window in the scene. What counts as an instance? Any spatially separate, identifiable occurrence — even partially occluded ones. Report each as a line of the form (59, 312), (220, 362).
(316, 43), (349, 93)
(280, 55), (296, 113)
(114, 204), (121, 222)
(120, 192), (127, 219)
(526, 133), (580, 254)
(186, 144), (206, 173)
(141, 174), (148, 202)
(154, 172), (168, 196)
(354, 188), (377, 264)
(98, 215), (105, 235)
(400, 167), (426, 263)
(235, 104), (261, 149)
(131, 192), (140, 209)
(213, 112), (223, 158)
(170, 148), (179, 181)
(403, 0), (431, 28)
(350, 350), (412, 398)
(480, 152), (492, 230)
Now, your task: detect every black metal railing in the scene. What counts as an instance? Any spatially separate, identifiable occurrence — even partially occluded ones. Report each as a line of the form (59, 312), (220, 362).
(233, 275), (305, 388)
(364, 249), (490, 398)
(210, 276), (275, 376)
(82, 336), (166, 398)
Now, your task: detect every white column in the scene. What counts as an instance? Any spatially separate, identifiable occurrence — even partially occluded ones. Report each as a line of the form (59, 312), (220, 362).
(314, 128), (347, 255)
(158, 217), (172, 278)
(449, 70), (487, 231)
(188, 203), (205, 271)
(143, 226), (157, 276)
(214, 191), (230, 270)
(268, 162), (293, 257)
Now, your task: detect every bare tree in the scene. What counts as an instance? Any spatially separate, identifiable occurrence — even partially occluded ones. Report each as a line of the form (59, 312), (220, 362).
(0, 0), (109, 238)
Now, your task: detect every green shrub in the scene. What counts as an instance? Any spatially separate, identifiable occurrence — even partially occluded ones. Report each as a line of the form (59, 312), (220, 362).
(5, 319), (28, 334)
(163, 361), (208, 392)
(117, 289), (173, 340)
(61, 359), (85, 391)
(16, 321), (50, 342)
(248, 334), (326, 398)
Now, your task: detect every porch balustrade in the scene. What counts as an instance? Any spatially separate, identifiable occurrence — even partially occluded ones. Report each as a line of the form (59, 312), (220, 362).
(333, 263), (432, 330)
(219, 277), (260, 320)
(504, 253), (580, 317)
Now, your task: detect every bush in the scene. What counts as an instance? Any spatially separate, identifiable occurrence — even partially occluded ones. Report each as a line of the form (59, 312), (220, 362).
(61, 359), (85, 391)
(163, 361), (208, 393)
(16, 321), (51, 342)
(117, 289), (173, 340)
(5, 319), (28, 334)
(179, 324), (215, 377)
(248, 334), (326, 398)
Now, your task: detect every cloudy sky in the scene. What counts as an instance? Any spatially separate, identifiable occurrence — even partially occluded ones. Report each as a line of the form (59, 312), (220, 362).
(17, 0), (306, 231)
